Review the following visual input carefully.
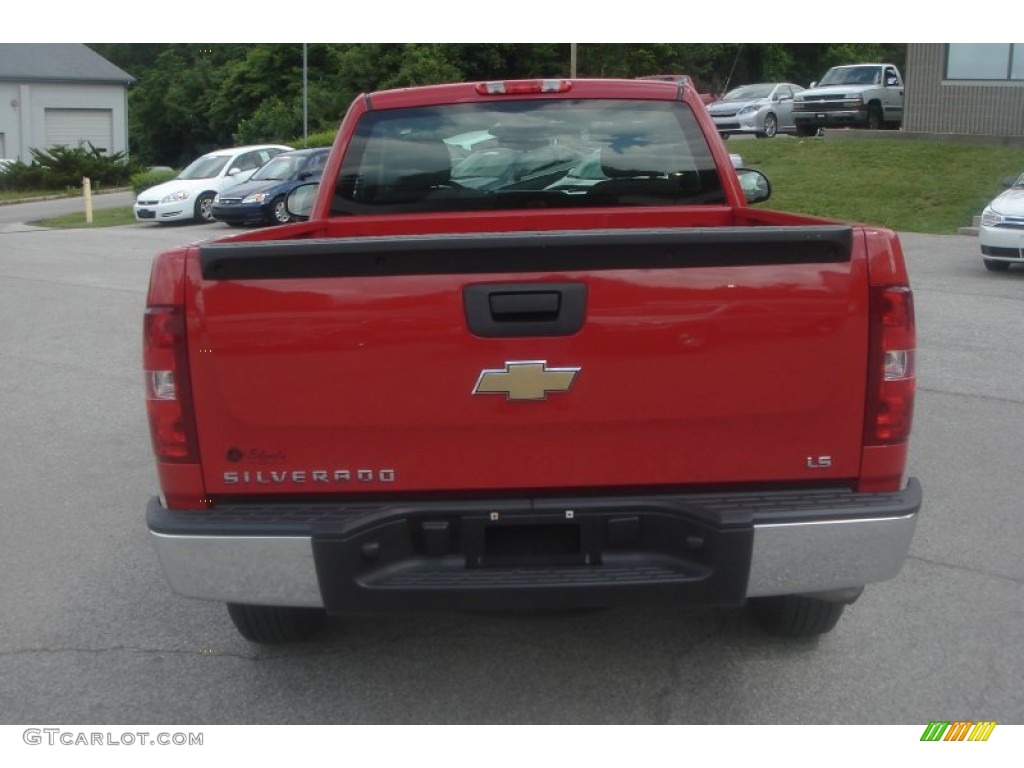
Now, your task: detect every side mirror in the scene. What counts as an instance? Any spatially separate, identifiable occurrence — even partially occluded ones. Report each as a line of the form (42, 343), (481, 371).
(886, 77), (899, 86)
(227, 167), (241, 176)
(809, 81), (818, 88)
(736, 168), (771, 204)
(286, 182), (318, 220)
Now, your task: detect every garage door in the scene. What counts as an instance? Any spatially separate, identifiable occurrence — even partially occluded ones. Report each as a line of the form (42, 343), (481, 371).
(44, 108), (114, 154)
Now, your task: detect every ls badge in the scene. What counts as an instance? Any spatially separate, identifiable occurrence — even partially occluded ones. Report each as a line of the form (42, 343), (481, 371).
(473, 361), (580, 401)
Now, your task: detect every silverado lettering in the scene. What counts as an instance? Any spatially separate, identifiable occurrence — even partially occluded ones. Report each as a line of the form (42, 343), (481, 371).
(144, 77), (921, 644)
(222, 469), (397, 485)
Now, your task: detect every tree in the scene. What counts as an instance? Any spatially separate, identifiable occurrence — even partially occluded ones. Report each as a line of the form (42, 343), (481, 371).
(88, 43), (908, 166)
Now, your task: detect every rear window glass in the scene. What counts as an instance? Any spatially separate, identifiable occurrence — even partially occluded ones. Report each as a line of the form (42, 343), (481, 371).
(330, 99), (724, 215)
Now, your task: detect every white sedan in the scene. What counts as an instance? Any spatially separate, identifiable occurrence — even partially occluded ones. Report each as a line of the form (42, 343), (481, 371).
(134, 144), (292, 224)
(979, 173), (1024, 271)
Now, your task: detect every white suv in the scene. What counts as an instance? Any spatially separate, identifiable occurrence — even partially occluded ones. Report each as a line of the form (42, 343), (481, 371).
(134, 144), (292, 224)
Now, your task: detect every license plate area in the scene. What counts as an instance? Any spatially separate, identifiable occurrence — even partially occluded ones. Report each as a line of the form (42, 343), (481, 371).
(486, 523), (580, 564)
(464, 514), (598, 567)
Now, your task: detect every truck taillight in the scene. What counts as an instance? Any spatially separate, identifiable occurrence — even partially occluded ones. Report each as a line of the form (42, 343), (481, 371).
(865, 286), (916, 445)
(475, 79), (572, 95)
(144, 306), (198, 463)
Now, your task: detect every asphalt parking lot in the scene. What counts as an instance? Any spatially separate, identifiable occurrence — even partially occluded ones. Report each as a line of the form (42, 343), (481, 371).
(0, 200), (1021, 726)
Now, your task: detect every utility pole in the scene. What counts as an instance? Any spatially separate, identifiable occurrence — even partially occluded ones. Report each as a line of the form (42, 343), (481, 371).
(303, 43), (308, 147)
(570, 43), (577, 78)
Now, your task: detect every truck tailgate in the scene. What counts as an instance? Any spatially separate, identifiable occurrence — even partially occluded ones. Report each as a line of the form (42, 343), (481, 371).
(187, 226), (868, 496)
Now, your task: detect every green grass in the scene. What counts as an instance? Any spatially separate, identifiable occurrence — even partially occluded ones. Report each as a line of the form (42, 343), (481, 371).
(30, 206), (137, 229)
(738, 136), (1024, 233)
(0, 188), (80, 203)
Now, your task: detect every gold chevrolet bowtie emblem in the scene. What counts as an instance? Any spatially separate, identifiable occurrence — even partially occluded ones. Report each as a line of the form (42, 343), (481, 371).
(473, 361), (581, 401)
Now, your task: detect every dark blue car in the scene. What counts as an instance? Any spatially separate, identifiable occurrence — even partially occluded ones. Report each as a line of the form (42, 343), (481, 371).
(211, 147), (330, 226)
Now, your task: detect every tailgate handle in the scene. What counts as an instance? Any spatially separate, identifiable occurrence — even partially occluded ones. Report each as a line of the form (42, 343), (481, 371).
(489, 291), (560, 321)
(464, 283), (587, 338)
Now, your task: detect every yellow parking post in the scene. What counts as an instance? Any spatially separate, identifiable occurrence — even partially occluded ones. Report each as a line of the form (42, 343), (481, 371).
(83, 177), (93, 224)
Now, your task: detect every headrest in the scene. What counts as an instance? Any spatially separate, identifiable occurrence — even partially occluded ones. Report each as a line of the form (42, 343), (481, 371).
(600, 142), (672, 178)
(379, 138), (453, 189)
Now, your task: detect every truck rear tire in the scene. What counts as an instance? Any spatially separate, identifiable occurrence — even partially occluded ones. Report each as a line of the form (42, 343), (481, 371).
(226, 603), (327, 643)
(747, 594), (846, 637)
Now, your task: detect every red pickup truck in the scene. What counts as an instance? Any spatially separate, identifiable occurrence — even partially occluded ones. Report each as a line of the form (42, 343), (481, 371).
(144, 78), (920, 643)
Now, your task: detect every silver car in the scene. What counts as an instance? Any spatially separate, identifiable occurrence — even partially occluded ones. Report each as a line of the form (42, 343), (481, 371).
(707, 82), (805, 139)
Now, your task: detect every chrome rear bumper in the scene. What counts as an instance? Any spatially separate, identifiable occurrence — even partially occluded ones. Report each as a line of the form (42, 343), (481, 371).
(148, 478), (921, 609)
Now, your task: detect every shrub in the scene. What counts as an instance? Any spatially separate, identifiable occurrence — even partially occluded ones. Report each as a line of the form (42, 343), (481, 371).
(284, 129), (337, 150)
(0, 143), (138, 192)
(304, 130), (337, 148)
(0, 159), (48, 191)
(131, 168), (179, 194)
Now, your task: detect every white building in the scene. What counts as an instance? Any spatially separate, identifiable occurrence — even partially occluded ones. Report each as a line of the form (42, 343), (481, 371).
(0, 44), (134, 162)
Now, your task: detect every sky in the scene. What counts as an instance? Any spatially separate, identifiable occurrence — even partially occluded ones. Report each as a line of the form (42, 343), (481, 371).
(2, 3), (1013, 44)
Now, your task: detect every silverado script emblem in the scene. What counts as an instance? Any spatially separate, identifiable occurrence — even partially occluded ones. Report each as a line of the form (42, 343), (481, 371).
(473, 361), (580, 401)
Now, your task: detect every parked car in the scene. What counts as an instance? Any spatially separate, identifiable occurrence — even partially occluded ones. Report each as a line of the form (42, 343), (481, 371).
(708, 83), (804, 138)
(979, 172), (1024, 271)
(133, 144), (292, 224)
(211, 148), (330, 226)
